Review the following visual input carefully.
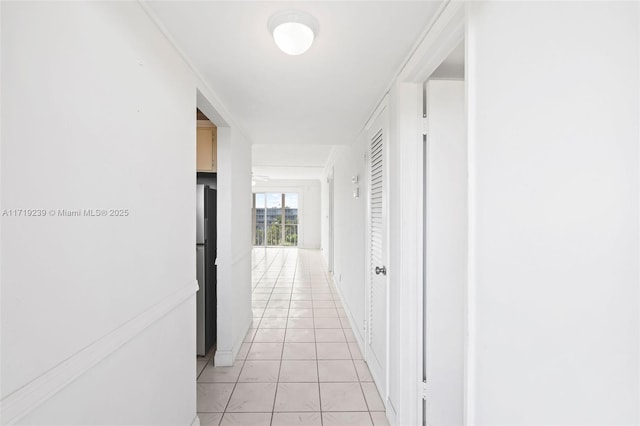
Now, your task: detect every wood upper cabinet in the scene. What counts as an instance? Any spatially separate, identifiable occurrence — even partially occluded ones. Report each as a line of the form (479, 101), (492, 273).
(197, 125), (217, 172)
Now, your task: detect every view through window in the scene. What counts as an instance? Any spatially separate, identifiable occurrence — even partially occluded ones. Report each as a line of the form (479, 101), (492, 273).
(253, 193), (298, 246)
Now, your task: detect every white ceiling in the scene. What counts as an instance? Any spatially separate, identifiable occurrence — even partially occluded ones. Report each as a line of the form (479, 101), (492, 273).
(145, 1), (443, 147)
(253, 144), (333, 167)
(252, 144), (333, 180)
(253, 165), (325, 180)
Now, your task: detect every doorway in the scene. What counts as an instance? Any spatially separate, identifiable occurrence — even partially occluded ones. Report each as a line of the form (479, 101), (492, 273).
(196, 109), (218, 358)
(422, 41), (466, 426)
(195, 88), (253, 370)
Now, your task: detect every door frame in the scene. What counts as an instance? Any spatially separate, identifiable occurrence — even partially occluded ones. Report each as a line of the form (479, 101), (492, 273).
(196, 86), (253, 368)
(387, 2), (466, 425)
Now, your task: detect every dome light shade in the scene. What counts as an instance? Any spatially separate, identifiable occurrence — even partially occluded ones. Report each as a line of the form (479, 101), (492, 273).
(268, 10), (318, 56)
(273, 22), (314, 55)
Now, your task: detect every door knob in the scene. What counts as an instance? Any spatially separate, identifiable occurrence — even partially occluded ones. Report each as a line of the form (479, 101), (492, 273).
(375, 266), (387, 276)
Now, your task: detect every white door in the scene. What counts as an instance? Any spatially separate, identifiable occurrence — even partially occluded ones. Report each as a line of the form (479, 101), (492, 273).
(424, 79), (466, 425)
(328, 173), (335, 272)
(366, 105), (388, 395)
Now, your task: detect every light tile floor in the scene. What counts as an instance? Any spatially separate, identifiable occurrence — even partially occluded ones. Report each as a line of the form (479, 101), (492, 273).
(196, 248), (390, 426)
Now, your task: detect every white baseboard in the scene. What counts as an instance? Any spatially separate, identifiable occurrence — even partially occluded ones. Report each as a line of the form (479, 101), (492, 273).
(330, 274), (366, 353)
(0, 280), (199, 425)
(214, 312), (251, 367)
(191, 414), (201, 426)
(386, 403), (398, 426)
(213, 350), (234, 366)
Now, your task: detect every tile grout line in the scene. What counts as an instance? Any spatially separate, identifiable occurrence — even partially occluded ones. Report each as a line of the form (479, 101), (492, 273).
(314, 260), (328, 426)
(271, 248), (293, 425)
(249, 247), (282, 424)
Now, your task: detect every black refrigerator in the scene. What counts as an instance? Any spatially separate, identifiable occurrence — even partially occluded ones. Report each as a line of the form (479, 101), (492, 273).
(196, 184), (217, 356)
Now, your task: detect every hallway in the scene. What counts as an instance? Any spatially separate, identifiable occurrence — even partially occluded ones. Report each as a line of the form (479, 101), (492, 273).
(196, 248), (388, 426)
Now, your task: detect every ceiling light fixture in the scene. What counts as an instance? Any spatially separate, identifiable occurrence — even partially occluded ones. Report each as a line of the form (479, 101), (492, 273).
(268, 10), (318, 56)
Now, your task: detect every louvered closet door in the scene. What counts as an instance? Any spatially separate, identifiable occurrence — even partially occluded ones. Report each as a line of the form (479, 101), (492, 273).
(367, 106), (388, 395)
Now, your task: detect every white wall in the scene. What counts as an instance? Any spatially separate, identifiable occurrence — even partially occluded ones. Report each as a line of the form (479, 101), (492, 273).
(16, 301), (196, 426)
(215, 126), (253, 366)
(253, 179), (321, 249)
(1, 1), (198, 424)
(321, 142), (368, 350)
(320, 171), (331, 266)
(467, 2), (639, 424)
(304, 183), (321, 249)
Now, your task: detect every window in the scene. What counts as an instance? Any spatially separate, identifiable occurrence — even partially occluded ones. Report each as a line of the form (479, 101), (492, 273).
(253, 193), (298, 246)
